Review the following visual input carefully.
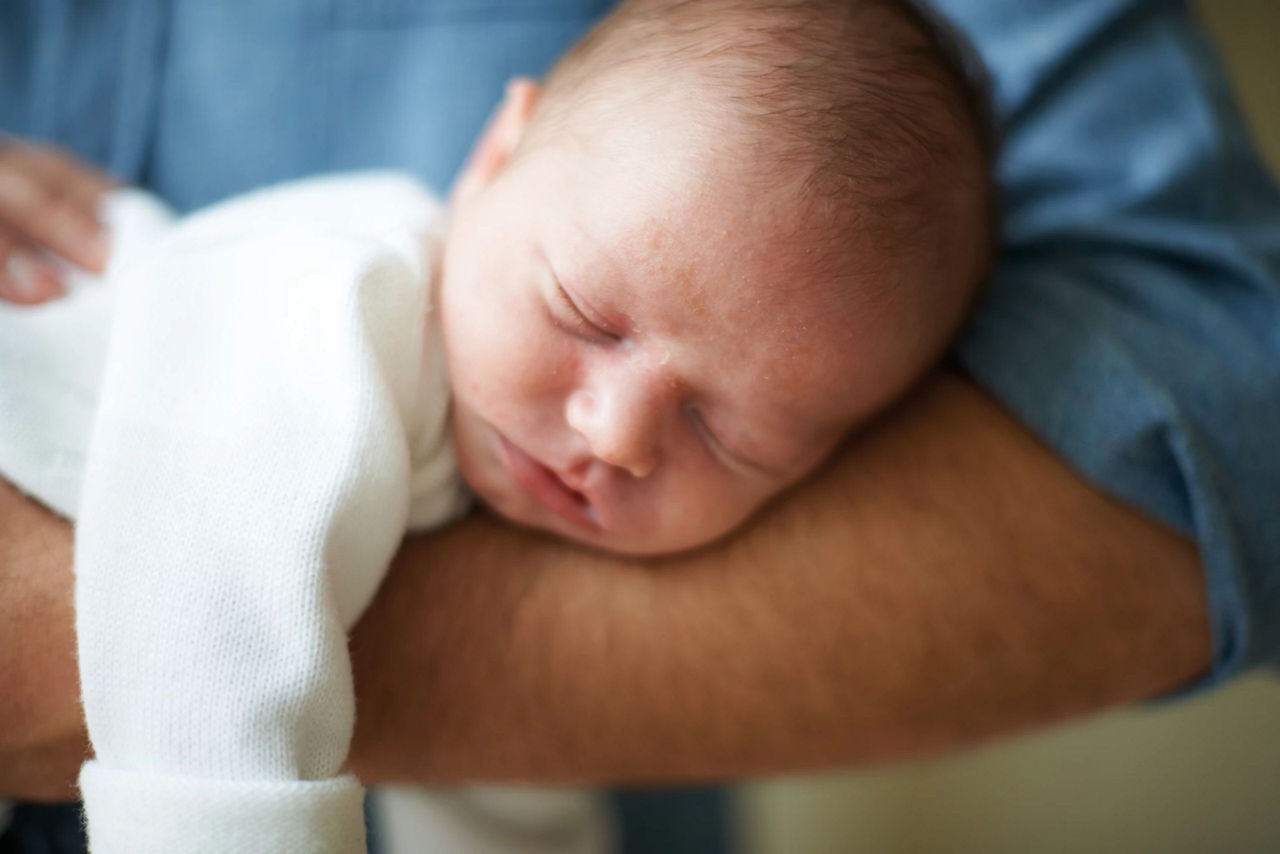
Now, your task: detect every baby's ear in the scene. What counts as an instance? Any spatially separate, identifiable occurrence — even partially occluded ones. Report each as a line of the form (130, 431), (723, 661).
(451, 78), (542, 207)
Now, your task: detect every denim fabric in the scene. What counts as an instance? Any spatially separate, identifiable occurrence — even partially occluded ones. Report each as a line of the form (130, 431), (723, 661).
(0, 795), (385, 854)
(0, 1), (168, 185)
(0, 0), (612, 208)
(935, 0), (1280, 689)
(0, 803), (86, 854)
(0, 0), (1274, 736)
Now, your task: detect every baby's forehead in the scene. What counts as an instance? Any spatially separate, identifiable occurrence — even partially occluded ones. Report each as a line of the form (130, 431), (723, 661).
(541, 143), (944, 431)
(625, 238), (872, 402)
(619, 205), (869, 333)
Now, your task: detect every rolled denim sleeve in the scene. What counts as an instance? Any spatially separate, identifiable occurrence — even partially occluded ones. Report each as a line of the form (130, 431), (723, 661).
(936, 0), (1280, 687)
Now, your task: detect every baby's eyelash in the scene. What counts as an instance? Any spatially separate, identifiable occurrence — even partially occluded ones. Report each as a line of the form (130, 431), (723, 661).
(689, 405), (776, 479)
(553, 285), (590, 331)
(553, 284), (616, 341)
(688, 406), (730, 463)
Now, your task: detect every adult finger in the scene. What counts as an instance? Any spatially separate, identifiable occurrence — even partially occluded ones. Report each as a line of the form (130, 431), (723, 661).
(21, 142), (117, 214)
(0, 234), (66, 305)
(0, 145), (109, 273)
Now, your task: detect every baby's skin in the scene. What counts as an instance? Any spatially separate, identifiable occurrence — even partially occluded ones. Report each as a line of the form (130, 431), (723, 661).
(440, 80), (975, 556)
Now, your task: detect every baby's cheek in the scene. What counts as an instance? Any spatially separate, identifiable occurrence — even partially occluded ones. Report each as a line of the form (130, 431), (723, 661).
(646, 466), (761, 551)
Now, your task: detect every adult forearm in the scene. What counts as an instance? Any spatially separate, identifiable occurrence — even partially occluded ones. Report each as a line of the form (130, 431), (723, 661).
(347, 372), (1209, 783)
(0, 480), (86, 801)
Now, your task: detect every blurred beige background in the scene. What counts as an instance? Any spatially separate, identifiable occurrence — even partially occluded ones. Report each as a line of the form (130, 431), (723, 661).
(737, 2), (1280, 852)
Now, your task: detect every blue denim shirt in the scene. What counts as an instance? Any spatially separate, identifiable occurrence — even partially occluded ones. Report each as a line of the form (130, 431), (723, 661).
(937, 0), (1280, 689)
(2, 0), (1277, 690)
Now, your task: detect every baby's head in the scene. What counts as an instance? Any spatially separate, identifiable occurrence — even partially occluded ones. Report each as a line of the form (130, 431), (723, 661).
(440, 0), (994, 554)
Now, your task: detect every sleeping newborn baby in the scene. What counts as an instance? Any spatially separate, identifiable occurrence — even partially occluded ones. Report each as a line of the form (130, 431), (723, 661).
(0, 0), (993, 851)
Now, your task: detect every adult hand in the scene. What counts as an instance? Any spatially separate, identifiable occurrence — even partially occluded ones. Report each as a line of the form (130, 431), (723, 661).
(0, 137), (115, 304)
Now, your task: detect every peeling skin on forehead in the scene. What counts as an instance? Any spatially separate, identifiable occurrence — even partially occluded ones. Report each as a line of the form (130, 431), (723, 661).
(612, 203), (876, 433)
(625, 173), (854, 323)
(636, 224), (709, 321)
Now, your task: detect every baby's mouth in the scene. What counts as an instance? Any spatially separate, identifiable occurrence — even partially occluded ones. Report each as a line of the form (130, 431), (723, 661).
(496, 434), (599, 532)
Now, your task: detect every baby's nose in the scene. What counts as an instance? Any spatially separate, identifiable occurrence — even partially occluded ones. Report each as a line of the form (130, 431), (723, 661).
(565, 386), (660, 479)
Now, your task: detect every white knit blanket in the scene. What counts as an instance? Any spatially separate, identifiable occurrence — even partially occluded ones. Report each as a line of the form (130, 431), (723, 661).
(73, 175), (465, 853)
(0, 189), (174, 519)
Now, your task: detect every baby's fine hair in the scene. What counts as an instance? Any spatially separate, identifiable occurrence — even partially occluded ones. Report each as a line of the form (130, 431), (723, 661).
(535, 0), (998, 314)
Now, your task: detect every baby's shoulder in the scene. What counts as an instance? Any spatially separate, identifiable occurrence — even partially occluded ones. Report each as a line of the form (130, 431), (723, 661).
(113, 173), (444, 319)
(167, 171), (446, 253)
